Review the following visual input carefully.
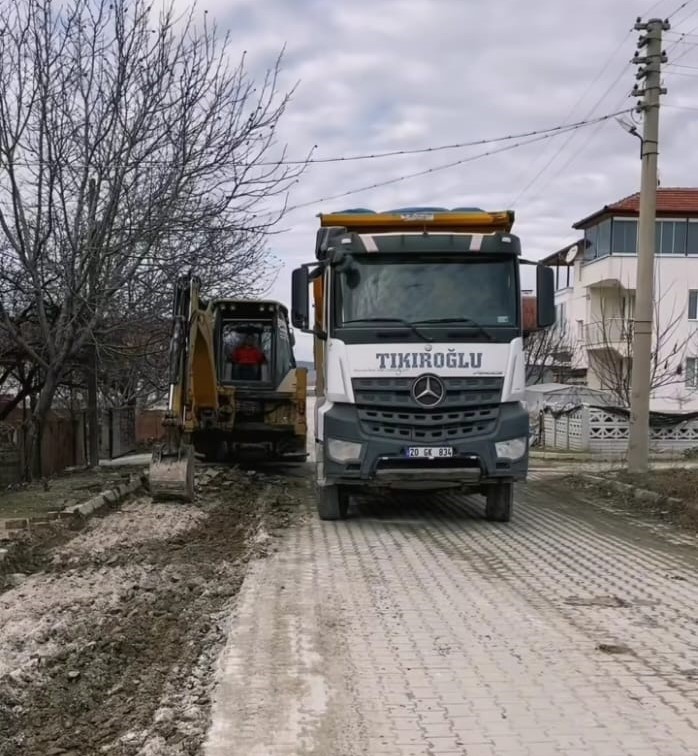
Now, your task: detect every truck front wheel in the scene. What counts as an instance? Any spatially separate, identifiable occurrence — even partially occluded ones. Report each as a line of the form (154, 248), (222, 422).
(317, 484), (350, 521)
(485, 482), (514, 523)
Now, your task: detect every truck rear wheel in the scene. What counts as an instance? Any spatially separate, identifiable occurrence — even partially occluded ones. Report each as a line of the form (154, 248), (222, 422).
(317, 484), (350, 521)
(485, 482), (514, 522)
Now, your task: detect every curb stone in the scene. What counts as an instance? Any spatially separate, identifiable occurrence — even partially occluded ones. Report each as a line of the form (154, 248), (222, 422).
(580, 473), (697, 513)
(0, 473), (146, 563)
(66, 473), (146, 517)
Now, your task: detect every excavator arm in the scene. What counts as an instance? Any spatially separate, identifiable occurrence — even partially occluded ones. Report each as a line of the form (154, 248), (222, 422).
(148, 273), (200, 501)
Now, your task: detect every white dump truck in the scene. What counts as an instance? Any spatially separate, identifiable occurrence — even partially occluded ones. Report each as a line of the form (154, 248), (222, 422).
(291, 207), (555, 522)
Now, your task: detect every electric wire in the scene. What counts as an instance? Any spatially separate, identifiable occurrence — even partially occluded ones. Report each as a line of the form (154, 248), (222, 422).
(284, 111), (632, 214)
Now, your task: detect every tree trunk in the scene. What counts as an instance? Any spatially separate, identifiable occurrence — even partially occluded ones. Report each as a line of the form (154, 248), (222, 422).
(24, 371), (60, 481)
(87, 348), (100, 467)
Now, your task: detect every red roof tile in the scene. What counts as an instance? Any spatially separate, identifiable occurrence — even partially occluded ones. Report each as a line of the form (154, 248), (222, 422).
(573, 188), (698, 228)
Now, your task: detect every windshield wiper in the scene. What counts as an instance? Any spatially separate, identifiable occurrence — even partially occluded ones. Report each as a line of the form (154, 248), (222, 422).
(412, 317), (494, 341)
(341, 317), (432, 342)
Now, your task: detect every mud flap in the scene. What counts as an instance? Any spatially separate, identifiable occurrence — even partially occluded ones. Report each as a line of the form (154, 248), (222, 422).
(148, 443), (195, 502)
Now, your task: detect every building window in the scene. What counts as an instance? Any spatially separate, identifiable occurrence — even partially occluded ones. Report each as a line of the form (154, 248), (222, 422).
(688, 221), (698, 254)
(611, 219), (638, 253)
(686, 357), (698, 388)
(689, 290), (698, 320)
(583, 227), (597, 260)
(584, 217), (698, 259)
(656, 220), (687, 255)
(583, 219), (612, 260)
(597, 219), (611, 257)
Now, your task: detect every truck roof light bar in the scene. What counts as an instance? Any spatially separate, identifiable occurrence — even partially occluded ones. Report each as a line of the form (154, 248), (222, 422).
(318, 209), (514, 234)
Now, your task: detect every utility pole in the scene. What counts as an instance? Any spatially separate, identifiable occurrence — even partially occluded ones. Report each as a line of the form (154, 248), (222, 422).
(627, 17), (669, 474)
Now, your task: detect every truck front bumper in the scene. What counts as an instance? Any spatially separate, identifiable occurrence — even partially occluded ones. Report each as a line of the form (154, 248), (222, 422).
(319, 402), (529, 488)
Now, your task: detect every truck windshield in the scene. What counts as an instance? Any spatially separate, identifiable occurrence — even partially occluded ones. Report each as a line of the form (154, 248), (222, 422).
(335, 255), (518, 328)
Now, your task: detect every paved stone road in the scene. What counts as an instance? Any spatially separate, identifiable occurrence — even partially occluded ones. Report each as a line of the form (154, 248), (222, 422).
(204, 477), (698, 756)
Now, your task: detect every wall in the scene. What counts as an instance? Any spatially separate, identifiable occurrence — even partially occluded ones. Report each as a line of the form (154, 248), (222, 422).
(0, 422), (20, 486)
(99, 407), (137, 459)
(542, 404), (698, 454)
(40, 412), (87, 476)
(0, 410), (87, 483)
(136, 409), (166, 445)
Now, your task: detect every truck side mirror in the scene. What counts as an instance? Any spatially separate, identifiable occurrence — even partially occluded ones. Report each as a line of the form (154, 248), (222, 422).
(536, 266), (556, 329)
(291, 267), (309, 331)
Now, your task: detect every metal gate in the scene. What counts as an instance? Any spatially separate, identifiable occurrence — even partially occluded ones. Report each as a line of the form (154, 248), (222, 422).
(100, 406), (136, 459)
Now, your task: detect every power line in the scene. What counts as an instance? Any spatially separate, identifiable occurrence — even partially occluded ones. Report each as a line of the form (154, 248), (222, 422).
(507, 43), (633, 206)
(673, 6), (698, 26)
(285, 110), (632, 214)
(666, 61), (698, 68)
(508, 0), (690, 207)
(507, 4), (666, 207)
(669, 37), (698, 61)
(664, 29), (698, 38)
(665, 102), (698, 110)
(663, 67), (698, 75)
(256, 116), (635, 166)
(0, 112), (636, 172)
(664, 17), (698, 61)
(511, 69), (634, 207)
(511, 4), (696, 207)
(668, 0), (696, 19)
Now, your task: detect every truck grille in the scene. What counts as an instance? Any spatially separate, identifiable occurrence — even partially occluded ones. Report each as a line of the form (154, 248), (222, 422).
(351, 376), (504, 442)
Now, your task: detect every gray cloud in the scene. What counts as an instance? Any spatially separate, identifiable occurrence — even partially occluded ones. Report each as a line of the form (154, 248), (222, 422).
(177, 0), (698, 359)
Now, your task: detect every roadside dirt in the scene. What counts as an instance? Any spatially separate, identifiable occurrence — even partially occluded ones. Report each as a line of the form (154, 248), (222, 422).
(0, 465), (308, 756)
(1, 468), (136, 521)
(564, 468), (698, 532)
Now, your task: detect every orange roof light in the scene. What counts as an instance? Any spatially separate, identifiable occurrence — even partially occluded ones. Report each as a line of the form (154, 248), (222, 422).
(319, 209), (515, 234)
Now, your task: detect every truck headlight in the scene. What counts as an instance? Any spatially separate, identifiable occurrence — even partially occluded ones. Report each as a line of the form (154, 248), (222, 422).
(327, 439), (362, 463)
(495, 437), (527, 460)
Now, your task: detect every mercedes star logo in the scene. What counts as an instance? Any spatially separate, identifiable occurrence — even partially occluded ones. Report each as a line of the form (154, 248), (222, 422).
(411, 374), (446, 408)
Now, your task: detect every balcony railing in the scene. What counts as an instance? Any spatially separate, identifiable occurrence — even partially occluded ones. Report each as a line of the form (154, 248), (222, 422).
(584, 319), (633, 349)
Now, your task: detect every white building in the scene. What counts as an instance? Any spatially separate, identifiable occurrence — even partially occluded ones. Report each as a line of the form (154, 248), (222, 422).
(541, 188), (698, 412)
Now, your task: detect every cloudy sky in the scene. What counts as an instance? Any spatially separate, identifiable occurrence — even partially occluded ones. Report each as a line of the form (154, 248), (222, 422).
(185, 0), (698, 360)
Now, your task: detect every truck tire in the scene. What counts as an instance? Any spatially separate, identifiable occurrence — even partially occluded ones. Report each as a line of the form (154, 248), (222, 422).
(317, 484), (350, 521)
(485, 482), (514, 522)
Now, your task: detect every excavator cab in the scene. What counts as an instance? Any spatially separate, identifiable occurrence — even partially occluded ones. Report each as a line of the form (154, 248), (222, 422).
(222, 324), (268, 383)
(148, 276), (308, 502)
(218, 309), (295, 386)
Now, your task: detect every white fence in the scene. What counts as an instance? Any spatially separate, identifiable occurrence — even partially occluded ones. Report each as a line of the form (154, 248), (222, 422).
(541, 404), (698, 454)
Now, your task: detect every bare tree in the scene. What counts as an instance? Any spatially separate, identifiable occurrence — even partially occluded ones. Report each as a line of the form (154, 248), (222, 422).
(524, 321), (573, 384)
(587, 285), (692, 407)
(0, 353), (40, 423)
(0, 0), (307, 475)
(0, 299), (46, 422)
(96, 314), (170, 408)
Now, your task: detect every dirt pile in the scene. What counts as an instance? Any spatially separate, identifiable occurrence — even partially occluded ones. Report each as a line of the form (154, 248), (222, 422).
(0, 466), (307, 756)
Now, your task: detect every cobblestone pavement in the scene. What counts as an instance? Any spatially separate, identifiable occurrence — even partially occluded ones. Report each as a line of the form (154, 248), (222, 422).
(204, 476), (698, 756)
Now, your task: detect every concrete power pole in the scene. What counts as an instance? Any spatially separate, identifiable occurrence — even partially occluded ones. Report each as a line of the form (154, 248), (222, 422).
(627, 17), (669, 474)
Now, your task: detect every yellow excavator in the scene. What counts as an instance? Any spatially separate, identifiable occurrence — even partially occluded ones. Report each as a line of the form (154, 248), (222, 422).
(149, 273), (308, 501)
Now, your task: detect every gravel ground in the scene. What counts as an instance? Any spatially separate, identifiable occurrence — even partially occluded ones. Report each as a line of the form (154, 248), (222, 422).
(0, 466), (308, 756)
(565, 470), (698, 532)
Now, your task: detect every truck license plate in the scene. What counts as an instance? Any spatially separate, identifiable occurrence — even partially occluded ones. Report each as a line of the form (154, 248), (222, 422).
(405, 446), (454, 459)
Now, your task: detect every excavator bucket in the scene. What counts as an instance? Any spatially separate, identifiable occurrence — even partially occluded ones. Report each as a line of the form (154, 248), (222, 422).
(148, 443), (195, 502)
